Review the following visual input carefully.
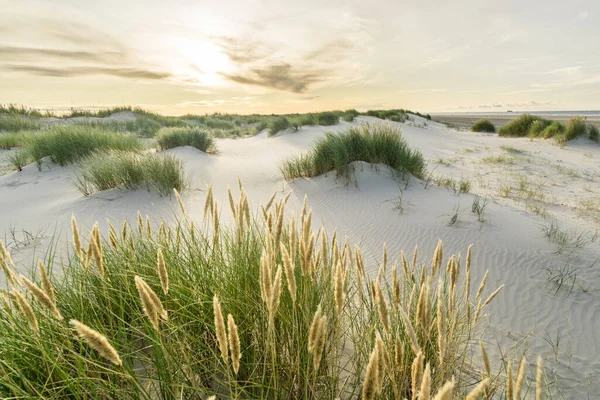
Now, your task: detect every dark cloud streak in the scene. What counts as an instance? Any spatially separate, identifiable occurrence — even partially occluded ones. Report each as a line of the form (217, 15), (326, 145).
(3, 65), (170, 80)
(0, 45), (125, 63)
(223, 63), (324, 93)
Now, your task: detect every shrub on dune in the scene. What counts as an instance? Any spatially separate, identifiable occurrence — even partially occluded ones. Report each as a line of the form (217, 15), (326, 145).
(269, 116), (291, 135)
(0, 114), (41, 132)
(0, 189), (519, 399)
(73, 150), (186, 195)
(563, 117), (588, 141)
(471, 119), (496, 133)
(527, 120), (551, 137)
(156, 127), (214, 152)
(589, 124), (599, 142)
(498, 114), (547, 137)
(24, 125), (141, 166)
(281, 123), (426, 181)
(541, 121), (565, 139)
(315, 111), (339, 126)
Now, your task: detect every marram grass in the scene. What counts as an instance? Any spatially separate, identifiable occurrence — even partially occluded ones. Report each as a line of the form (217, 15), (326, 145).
(0, 189), (544, 399)
(281, 123), (426, 182)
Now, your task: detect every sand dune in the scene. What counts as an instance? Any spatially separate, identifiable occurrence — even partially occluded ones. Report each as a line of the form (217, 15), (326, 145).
(1, 115), (599, 396)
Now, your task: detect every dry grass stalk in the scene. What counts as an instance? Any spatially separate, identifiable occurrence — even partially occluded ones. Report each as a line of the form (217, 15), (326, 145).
(227, 314), (241, 374)
(536, 356), (543, 400)
(280, 244), (296, 305)
(20, 275), (62, 320)
(375, 281), (391, 335)
(362, 345), (379, 400)
(10, 290), (38, 332)
(476, 270), (488, 301)
(411, 350), (424, 400)
(479, 341), (491, 378)
(466, 378), (489, 400)
(333, 261), (346, 317)
(121, 220), (128, 241)
(145, 215), (152, 238)
(71, 215), (83, 261)
(308, 305), (322, 353)
(506, 361), (513, 400)
(412, 244), (418, 272)
(69, 319), (122, 366)
(432, 378), (455, 400)
(374, 331), (386, 393)
(157, 248), (168, 295)
(268, 266), (283, 326)
(38, 260), (55, 306)
(90, 230), (104, 277)
(482, 285), (504, 308)
(137, 211), (143, 234)
(419, 363), (431, 400)
(213, 295), (228, 364)
(0, 293), (12, 315)
(265, 190), (277, 211)
(135, 276), (160, 330)
(228, 188), (237, 219)
(173, 188), (186, 215)
(312, 315), (327, 369)
(0, 242), (19, 287)
(84, 240), (93, 269)
(513, 356), (526, 399)
(288, 213), (296, 265)
(204, 184), (214, 220)
(437, 282), (446, 367)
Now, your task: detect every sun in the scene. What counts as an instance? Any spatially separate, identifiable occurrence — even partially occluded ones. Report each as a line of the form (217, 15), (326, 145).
(175, 39), (233, 86)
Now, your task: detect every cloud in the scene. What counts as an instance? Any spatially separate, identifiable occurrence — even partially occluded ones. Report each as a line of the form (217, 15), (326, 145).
(578, 11), (589, 21)
(397, 88), (447, 94)
(454, 100), (565, 110)
(223, 63), (324, 93)
(3, 65), (170, 80)
(0, 45), (124, 63)
(217, 37), (270, 64)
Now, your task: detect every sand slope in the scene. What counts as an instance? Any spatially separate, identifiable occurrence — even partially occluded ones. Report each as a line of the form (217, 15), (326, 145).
(1, 116), (599, 396)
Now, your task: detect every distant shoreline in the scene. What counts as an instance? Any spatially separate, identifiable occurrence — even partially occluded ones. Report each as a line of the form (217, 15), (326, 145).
(431, 112), (600, 130)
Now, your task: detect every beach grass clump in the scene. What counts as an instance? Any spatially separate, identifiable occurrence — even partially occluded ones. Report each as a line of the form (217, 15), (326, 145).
(471, 119), (496, 133)
(156, 127), (214, 152)
(0, 114), (41, 132)
(24, 125), (141, 166)
(498, 114), (550, 137)
(268, 116), (291, 135)
(281, 123), (426, 181)
(540, 121), (565, 139)
(589, 124), (599, 142)
(0, 189), (515, 399)
(315, 111), (339, 126)
(8, 150), (31, 172)
(73, 150), (186, 195)
(562, 118), (588, 141)
(0, 133), (24, 149)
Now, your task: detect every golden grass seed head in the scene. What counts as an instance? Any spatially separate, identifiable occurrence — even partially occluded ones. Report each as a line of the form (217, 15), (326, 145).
(411, 350), (424, 400)
(308, 304), (322, 353)
(479, 341), (491, 378)
(70, 319), (122, 366)
(71, 215), (83, 261)
(280, 244), (296, 305)
(506, 361), (513, 400)
(362, 345), (379, 400)
(157, 248), (168, 295)
(38, 260), (55, 305)
(227, 314), (241, 375)
(419, 363), (431, 400)
(10, 290), (38, 332)
(173, 188), (186, 215)
(137, 211), (143, 234)
(437, 282), (446, 367)
(269, 266), (283, 324)
(536, 356), (543, 400)
(312, 315), (327, 369)
(432, 378), (455, 400)
(1, 257), (19, 288)
(482, 285), (504, 308)
(135, 276), (159, 330)
(466, 378), (489, 400)
(228, 188), (237, 219)
(375, 331), (386, 393)
(90, 234), (104, 278)
(20, 275), (62, 320)
(213, 295), (228, 364)
(513, 356), (527, 400)
(0, 293), (12, 315)
(476, 270), (488, 300)
(400, 307), (420, 355)
(204, 184), (214, 220)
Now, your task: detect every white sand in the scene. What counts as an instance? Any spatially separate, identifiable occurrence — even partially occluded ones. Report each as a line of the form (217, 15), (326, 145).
(1, 115), (599, 396)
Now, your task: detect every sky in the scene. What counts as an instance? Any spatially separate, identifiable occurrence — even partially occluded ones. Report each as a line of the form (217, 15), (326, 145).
(1, 0), (599, 115)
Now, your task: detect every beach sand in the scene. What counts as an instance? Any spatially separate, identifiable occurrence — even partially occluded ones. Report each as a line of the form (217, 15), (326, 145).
(1, 115), (599, 396)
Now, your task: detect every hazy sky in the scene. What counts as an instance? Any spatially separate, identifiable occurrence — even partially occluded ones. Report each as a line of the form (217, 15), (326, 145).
(1, 0), (599, 115)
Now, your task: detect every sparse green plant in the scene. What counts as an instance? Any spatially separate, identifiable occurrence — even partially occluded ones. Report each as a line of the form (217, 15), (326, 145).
(156, 127), (214, 152)
(448, 205), (460, 226)
(472, 119), (496, 133)
(482, 155), (513, 164)
(8, 150), (30, 172)
(459, 177), (471, 194)
(539, 219), (598, 254)
(500, 146), (526, 154)
(589, 125), (599, 142)
(498, 183), (512, 198)
(281, 124), (426, 182)
(315, 112), (339, 126)
(269, 117), (291, 135)
(471, 196), (489, 222)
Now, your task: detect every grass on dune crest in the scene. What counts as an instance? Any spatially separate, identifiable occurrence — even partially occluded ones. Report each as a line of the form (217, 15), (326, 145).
(471, 119), (496, 133)
(156, 127), (214, 152)
(281, 124), (426, 181)
(0, 114), (41, 132)
(73, 151), (186, 195)
(23, 125), (141, 167)
(0, 133), (24, 149)
(498, 114), (599, 143)
(0, 188), (531, 399)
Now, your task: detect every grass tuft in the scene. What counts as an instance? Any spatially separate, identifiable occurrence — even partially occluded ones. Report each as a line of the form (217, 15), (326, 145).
(471, 119), (496, 133)
(24, 125), (141, 166)
(73, 151), (186, 195)
(281, 124), (426, 181)
(156, 127), (214, 152)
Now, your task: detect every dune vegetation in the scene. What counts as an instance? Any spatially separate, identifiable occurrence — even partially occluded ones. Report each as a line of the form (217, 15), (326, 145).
(471, 119), (496, 133)
(281, 124), (426, 181)
(156, 127), (214, 152)
(498, 114), (598, 143)
(24, 125), (141, 167)
(0, 187), (537, 399)
(73, 151), (186, 195)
